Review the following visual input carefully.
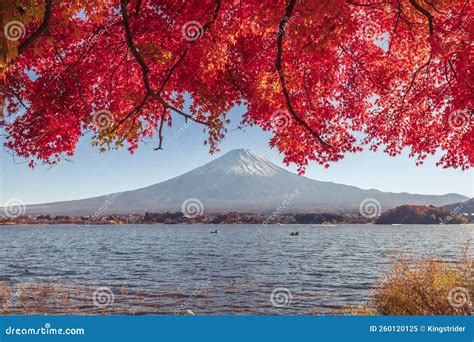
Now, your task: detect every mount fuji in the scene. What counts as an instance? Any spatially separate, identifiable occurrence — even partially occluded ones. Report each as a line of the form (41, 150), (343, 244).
(17, 149), (467, 215)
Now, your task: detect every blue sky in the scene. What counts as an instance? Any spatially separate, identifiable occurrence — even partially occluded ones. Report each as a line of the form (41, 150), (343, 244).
(1, 104), (472, 205)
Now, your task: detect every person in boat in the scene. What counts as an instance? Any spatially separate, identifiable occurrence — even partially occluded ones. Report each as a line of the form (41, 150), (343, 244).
(211, 229), (219, 234)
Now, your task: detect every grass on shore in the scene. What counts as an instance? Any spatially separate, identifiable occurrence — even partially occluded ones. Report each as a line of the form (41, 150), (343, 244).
(369, 243), (473, 315)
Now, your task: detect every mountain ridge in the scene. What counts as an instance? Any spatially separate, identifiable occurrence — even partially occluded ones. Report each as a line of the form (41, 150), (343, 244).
(4, 149), (468, 215)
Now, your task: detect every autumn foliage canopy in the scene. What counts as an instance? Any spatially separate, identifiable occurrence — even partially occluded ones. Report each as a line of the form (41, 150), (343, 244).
(0, 0), (472, 171)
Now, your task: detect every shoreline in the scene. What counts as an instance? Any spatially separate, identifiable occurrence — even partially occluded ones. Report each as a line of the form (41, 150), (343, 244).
(2, 203), (470, 225)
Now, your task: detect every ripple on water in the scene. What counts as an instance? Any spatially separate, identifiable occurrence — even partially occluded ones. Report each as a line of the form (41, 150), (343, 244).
(0, 224), (472, 314)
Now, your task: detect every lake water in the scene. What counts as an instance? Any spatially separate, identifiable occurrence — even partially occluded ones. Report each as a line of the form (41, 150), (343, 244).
(0, 224), (472, 315)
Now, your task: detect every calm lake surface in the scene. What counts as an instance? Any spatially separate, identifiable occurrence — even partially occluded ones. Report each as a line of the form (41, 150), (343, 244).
(0, 224), (472, 315)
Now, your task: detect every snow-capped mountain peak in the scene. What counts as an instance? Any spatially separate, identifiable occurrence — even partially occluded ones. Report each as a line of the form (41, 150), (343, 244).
(190, 149), (285, 177)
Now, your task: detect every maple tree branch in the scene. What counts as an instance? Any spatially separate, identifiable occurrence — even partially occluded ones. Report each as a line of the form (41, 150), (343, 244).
(107, 48), (129, 101)
(202, 0), (222, 30)
(393, 0), (414, 32)
(338, 44), (388, 92)
(53, 46), (89, 113)
(120, 0), (209, 127)
(171, 0), (189, 24)
(158, 0), (221, 96)
(276, 0), (331, 148)
(0, 84), (28, 111)
(59, 19), (125, 84)
(393, 0), (403, 36)
(158, 49), (189, 95)
(109, 93), (149, 134)
(422, 0), (447, 15)
(225, 65), (246, 99)
(397, 57), (432, 114)
(135, 0), (143, 17)
(18, 0), (53, 55)
(408, 0), (434, 34)
(444, 61), (454, 92)
(24, 18), (124, 108)
(448, 60), (457, 79)
(154, 107), (166, 150)
(120, 0), (150, 82)
(158, 98), (208, 125)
